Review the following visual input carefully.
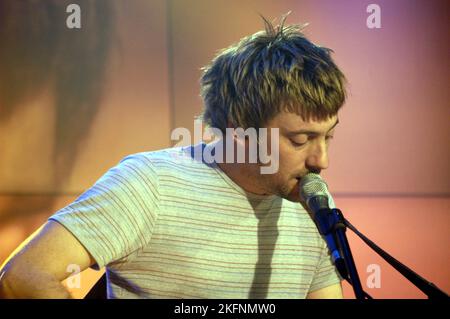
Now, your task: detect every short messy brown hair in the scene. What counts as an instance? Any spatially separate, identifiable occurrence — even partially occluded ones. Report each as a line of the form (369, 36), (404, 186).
(200, 14), (347, 132)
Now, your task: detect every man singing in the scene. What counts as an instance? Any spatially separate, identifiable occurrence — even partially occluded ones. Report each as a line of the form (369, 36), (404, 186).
(0, 16), (347, 299)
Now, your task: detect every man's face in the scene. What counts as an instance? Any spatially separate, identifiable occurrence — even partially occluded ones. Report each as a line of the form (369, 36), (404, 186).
(257, 111), (339, 202)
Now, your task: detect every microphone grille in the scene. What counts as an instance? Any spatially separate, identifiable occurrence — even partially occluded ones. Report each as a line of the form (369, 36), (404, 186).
(299, 173), (329, 202)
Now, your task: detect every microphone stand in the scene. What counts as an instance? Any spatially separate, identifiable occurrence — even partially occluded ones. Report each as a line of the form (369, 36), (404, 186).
(329, 208), (366, 299)
(327, 208), (448, 299)
(343, 217), (449, 299)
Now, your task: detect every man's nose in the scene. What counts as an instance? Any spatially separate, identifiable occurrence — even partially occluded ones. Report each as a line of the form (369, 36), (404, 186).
(305, 140), (329, 171)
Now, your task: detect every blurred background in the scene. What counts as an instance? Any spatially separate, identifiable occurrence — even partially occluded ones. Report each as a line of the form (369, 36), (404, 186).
(0, 0), (448, 298)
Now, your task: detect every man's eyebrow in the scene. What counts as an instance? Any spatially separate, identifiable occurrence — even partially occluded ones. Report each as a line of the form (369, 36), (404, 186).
(288, 118), (339, 135)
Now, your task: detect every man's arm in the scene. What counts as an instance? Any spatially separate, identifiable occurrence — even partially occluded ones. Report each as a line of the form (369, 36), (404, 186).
(0, 220), (95, 298)
(306, 282), (343, 299)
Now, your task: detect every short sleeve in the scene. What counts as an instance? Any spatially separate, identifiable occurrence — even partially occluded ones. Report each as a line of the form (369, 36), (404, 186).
(308, 239), (343, 294)
(49, 153), (160, 269)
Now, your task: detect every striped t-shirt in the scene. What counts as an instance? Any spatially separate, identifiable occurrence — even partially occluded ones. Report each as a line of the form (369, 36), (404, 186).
(50, 144), (342, 298)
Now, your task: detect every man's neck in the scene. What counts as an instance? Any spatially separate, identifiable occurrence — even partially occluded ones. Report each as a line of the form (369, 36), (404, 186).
(217, 162), (268, 195)
(212, 138), (270, 196)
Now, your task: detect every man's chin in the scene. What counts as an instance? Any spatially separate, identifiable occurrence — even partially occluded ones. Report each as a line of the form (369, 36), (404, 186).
(283, 179), (303, 203)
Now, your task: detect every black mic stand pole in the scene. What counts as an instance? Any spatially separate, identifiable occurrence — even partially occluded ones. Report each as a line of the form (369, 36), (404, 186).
(329, 208), (366, 299)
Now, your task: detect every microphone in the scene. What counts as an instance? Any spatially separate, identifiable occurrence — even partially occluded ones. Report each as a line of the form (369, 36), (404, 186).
(299, 173), (346, 276)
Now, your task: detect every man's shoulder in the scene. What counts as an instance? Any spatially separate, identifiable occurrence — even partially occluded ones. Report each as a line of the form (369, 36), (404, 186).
(118, 144), (214, 176)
